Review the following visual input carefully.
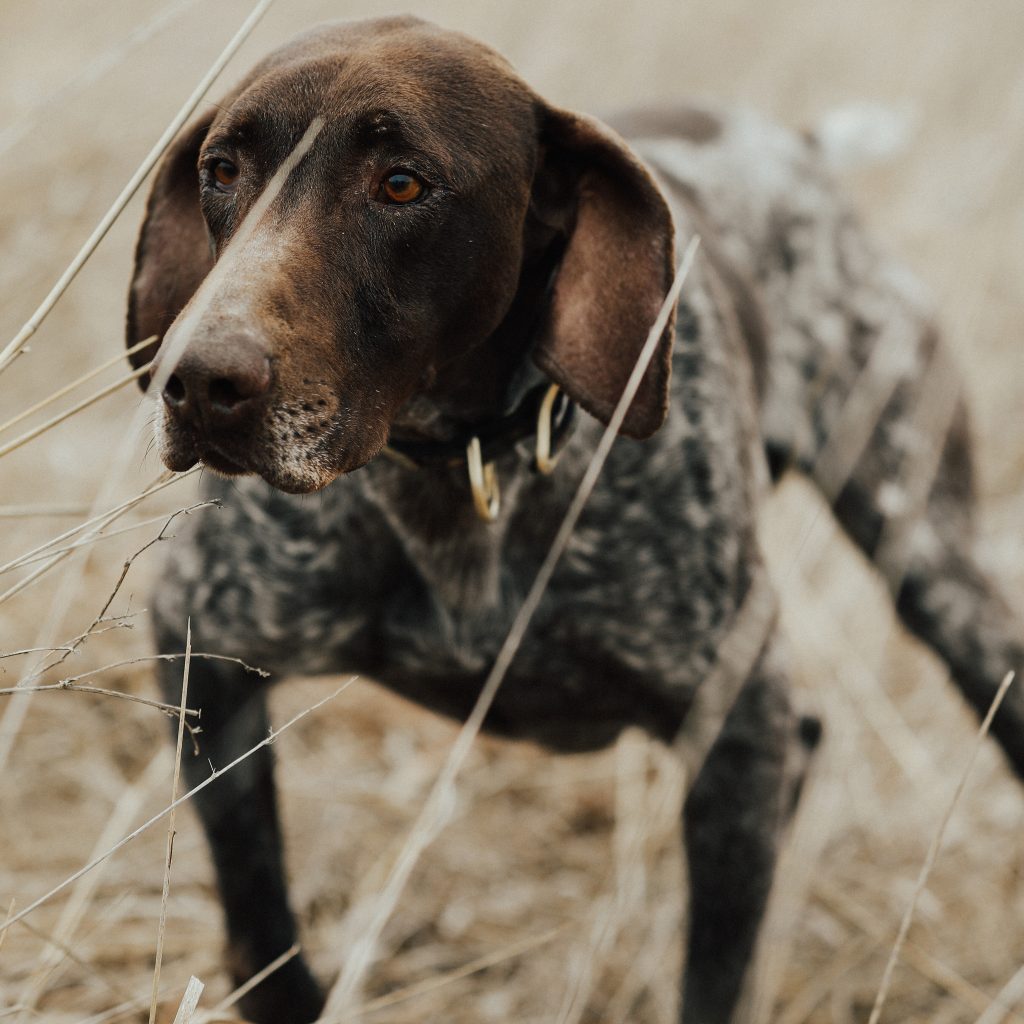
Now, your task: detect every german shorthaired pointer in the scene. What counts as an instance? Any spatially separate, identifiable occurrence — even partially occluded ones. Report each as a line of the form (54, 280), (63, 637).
(126, 16), (1024, 1023)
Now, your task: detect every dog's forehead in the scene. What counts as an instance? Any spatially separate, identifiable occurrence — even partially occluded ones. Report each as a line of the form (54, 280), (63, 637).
(217, 18), (537, 147)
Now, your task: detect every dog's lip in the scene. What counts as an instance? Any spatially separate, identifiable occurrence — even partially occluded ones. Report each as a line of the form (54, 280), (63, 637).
(198, 443), (250, 476)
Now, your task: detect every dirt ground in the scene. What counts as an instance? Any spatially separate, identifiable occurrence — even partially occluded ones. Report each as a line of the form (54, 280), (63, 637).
(1, 1), (1023, 1021)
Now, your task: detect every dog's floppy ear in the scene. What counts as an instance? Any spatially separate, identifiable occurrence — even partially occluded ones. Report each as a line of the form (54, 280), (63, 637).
(126, 112), (216, 386)
(530, 107), (676, 440)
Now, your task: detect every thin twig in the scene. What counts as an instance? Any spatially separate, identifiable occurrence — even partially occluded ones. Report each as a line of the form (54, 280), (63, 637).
(0, 0), (278, 374)
(0, 680), (199, 719)
(1, 616), (138, 661)
(0, 678), (357, 939)
(150, 622), (191, 1024)
(48, 651), (268, 688)
(867, 670), (1017, 1024)
(38, 497), (206, 680)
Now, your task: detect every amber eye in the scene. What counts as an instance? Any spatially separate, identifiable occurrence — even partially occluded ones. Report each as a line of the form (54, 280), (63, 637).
(380, 171), (425, 204)
(211, 159), (239, 191)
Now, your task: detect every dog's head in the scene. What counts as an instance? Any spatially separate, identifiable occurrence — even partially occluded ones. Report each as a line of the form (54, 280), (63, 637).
(128, 16), (675, 493)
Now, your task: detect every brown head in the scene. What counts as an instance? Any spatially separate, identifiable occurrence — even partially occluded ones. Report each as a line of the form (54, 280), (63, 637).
(127, 16), (676, 493)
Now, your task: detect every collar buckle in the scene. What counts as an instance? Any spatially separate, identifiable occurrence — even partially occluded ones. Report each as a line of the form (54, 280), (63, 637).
(534, 384), (564, 475)
(466, 436), (500, 522)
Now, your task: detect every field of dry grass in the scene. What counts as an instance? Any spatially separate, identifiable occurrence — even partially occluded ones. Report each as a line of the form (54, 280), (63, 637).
(1, 1), (1023, 1021)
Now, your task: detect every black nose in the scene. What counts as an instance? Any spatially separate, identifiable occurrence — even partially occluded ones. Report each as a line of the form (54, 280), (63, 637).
(162, 336), (272, 428)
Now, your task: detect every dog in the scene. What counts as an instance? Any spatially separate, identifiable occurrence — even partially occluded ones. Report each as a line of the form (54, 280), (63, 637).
(126, 16), (1024, 1023)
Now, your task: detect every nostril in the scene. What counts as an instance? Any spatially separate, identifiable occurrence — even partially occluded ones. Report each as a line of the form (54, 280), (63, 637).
(209, 376), (248, 411)
(164, 374), (186, 406)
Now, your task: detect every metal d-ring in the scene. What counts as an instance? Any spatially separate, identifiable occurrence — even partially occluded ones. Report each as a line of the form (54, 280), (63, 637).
(466, 436), (500, 522)
(534, 383), (563, 475)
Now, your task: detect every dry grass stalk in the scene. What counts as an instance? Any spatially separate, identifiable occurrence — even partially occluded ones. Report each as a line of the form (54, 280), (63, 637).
(672, 568), (777, 779)
(0, 678), (358, 940)
(0, 503), (214, 576)
(0, 546), (76, 605)
(785, 568), (936, 790)
(872, 344), (961, 587)
(0, 504), (91, 518)
(2, 104), (322, 788)
(318, 240), (701, 1019)
(0, 0), (203, 156)
(976, 963), (1024, 1024)
(819, 880), (1003, 1015)
(554, 734), (675, 1024)
(16, 751), (171, 1012)
(0, 469), (193, 581)
(745, 718), (841, 1023)
(149, 621), (192, 1024)
(0, 362), (150, 460)
(867, 670), (1018, 1024)
(0, 0), (277, 375)
(0, 898), (13, 957)
(815, 881), (1020, 1021)
(171, 977), (205, 1024)
(0, 491), (205, 610)
(196, 944), (301, 1023)
(810, 317), (915, 504)
(145, 117), (326, 399)
(0, 335), (156, 439)
(16, 914), (134, 1004)
(39, 496), (207, 678)
(335, 928), (568, 1021)
(0, 473), (202, 770)
(774, 937), (875, 1024)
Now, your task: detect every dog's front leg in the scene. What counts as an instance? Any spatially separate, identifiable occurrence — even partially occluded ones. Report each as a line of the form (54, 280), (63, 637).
(680, 638), (795, 1024)
(154, 620), (323, 1024)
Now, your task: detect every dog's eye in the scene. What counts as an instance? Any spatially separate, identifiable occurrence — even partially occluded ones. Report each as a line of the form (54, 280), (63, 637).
(211, 160), (240, 192)
(380, 171), (425, 204)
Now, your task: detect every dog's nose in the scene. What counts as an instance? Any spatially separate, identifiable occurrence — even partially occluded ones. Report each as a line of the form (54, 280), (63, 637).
(162, 336), (272, 427)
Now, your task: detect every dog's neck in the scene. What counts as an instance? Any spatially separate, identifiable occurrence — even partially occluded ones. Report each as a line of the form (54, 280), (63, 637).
(388, 219), (566, 445)
(360, 231), (566, 610)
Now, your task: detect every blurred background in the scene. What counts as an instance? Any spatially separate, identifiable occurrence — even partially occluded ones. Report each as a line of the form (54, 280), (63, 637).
(1, 1), (1023, 1021)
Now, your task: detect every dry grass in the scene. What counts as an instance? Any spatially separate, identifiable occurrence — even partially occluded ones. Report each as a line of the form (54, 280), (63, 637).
(1, 1), (1023, 1022)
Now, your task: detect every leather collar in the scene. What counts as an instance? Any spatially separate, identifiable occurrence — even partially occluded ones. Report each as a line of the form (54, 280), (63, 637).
(384, 379), (576, 471)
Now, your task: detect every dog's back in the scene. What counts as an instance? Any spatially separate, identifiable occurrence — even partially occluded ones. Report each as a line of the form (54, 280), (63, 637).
(619, 101), (1024, 775)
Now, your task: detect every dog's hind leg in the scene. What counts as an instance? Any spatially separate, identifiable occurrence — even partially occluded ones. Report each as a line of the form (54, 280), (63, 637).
(154, 616), (324, 1024)
(817, 350), (1024, 776)
(680, 636), (796, 1024)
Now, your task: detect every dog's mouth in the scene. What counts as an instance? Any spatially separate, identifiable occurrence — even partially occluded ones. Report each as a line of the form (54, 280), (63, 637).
(158, 420), (350, 494)
(156, 416), (254, 478)
(156, 392), (387, 494)
(198, 444), (249, 477)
